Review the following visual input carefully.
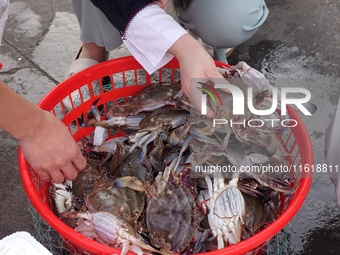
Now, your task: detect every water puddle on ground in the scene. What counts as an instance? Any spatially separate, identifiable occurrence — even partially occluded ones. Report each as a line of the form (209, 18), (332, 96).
(230, 41), (340, 254)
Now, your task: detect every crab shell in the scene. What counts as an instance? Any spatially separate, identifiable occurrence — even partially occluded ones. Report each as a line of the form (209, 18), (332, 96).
(72, 162), (100, 197)
(146, 174), (198, 253)
(242, 193), (267, 239)
(62, 211), (163, 255)
(85, 181), (145, 230)
(106, 83), (182, 118)
(114, 148), (154, 183)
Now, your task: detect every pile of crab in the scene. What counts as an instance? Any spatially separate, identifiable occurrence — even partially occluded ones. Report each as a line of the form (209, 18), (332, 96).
(51, 62), (295, 255)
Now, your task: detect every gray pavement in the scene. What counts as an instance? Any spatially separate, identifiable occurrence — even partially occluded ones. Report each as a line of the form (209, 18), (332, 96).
(0, 0), (339, 254)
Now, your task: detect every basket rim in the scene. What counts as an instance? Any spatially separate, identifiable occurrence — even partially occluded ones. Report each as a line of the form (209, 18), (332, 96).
(18, 56), (314, 255)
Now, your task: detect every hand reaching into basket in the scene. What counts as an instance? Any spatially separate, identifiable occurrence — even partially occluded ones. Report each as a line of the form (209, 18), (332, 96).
(84, 1), (224, 116)
(0, 81), (87, 183)
(168, 33), (224, 117)
(18, 111), (87, 183)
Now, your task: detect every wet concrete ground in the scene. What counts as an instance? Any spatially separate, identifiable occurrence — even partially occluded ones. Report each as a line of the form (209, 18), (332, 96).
(0, 0), (339, 254)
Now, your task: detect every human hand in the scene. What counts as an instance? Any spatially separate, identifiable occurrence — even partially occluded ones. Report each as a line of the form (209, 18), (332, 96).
(18, 111), (87, 183)
(168, 34), (225, 117)
(153, 0), (169, 10)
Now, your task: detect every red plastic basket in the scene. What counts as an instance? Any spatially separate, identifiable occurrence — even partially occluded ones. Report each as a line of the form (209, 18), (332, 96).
(18, 56), (313, 254)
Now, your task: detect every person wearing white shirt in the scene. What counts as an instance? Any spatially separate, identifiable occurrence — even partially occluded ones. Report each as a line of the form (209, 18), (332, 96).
(69, 0), (268, 113)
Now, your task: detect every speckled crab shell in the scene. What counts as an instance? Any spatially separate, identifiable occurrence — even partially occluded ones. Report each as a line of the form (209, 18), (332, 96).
(85, 181), (145, 230)
(146, 174), (198, 253)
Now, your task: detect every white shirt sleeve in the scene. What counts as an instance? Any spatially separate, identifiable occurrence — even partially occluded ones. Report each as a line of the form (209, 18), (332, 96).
(122, 4), (188, 74)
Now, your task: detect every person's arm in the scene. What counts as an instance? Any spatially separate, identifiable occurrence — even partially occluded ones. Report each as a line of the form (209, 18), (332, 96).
(90, 1), (185, 73)
(0, 80), (86, 183)
(167, 33), (223, 115)
(89, 0), (154, 32)
(89, 1), (223, 114)
(122, 4), (188, 74)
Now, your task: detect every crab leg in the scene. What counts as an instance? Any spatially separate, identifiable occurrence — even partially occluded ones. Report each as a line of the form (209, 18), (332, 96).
(129, 131), (156, 153)
(172, 135), (190, 174)
(202, 169), (245, 249)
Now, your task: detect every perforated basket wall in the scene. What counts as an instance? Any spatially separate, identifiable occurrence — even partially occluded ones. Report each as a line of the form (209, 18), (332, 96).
(18, 56), (313, 255)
